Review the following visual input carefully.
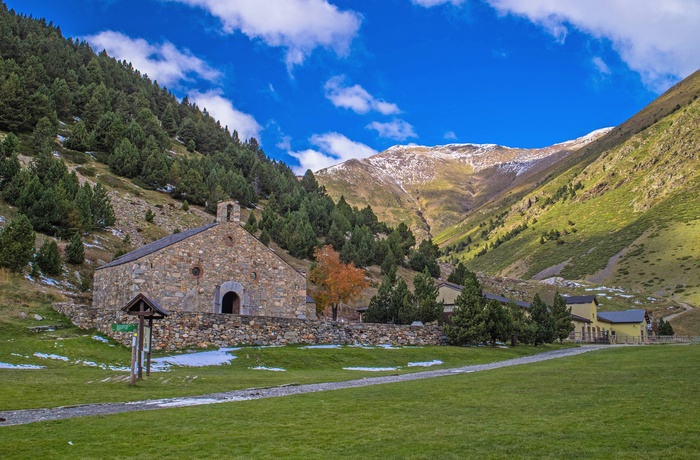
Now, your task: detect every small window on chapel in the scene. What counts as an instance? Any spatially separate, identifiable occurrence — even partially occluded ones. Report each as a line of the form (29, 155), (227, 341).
(191, 266), (202, 277)
(251, 272), (257, 280)
(225, 235), (234, 246)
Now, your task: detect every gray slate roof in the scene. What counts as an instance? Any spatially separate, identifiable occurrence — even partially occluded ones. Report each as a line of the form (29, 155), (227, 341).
(571, 313), (592, 323)
(564, 295), (598, 305)
(437, 282), (531, 309)
(597, 309), (647, 324)
(97, 223), (218, 270)
(484, 292), (531, 309)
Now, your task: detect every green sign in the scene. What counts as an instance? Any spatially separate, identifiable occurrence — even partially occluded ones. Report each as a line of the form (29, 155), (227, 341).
(112, 323), (137, 332)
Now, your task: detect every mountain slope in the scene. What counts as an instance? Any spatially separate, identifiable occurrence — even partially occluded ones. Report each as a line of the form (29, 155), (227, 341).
(317, 129), (610, 240)
(435, 70), (700, 308)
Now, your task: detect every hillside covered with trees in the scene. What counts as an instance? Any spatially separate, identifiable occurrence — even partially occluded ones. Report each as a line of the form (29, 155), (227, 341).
(0, 2), (440, 283)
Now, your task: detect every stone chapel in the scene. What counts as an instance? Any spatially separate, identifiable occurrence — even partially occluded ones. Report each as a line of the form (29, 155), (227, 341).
(93, 200), (315, 320)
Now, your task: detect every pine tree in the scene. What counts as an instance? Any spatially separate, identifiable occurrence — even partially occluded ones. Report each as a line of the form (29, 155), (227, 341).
(74, 183), (94, 230)
(448, 262), (471, 286)
(50, 78), (73, 120)
(658, 318), (675, 336)
(300, 169), (319, 193)
(244, 212), (258, 234)
(64, 120), (92, 151)
(280, 210), (317, 259)
(259, 229), (270, 246)
(36, 239), (62, 276)
(0, 133), (21, 188)
(509, 300), (536, 345)
(551, 292), (574, 342)
(325, 220), (346, 251)
(141, 149), (169, 188)
(0, 214), (35, 273)
(394, 278), (416, 324)
(31, 117), (57, 154)
(445, 271), (488, 345)
(145, 208), (155, 223)
(66, 233), (84, 265)
(0, 73), (28, 132)
(109, 138), (140, 177)
(413, 267), (444, 323)
(530, 294), (554, 345)
(484, 299), (513, 347)
(91, 183), (115, 229)
(364, 268), (398, 324)
(161, 105), (178, 136)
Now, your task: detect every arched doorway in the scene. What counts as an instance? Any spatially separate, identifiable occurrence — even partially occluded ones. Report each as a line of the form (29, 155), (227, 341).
(221, 291), (240, 314)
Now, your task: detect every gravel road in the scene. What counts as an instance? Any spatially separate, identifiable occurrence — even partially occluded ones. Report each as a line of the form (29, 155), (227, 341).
(0, 346), (607, 427)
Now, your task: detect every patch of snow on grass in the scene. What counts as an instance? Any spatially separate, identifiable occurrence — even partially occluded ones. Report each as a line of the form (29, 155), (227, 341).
(407, 360), (443, 367)
(39, 276), (61, 287)
(0, 362), (45, 369)
(92, 335), (110, 343)
(301, 344), (342, 349)
(151, 348), (240, 369)
(34, 352), (70, 361)
(250, 366), (286, 372)
(343, 366), (399, 372)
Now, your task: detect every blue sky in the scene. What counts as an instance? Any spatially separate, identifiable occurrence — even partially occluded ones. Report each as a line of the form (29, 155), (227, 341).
(8, 0), (700, 173)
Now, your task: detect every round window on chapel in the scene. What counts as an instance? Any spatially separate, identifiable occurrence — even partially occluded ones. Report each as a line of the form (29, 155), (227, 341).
(191, 266), (201, 277)
(251, 272), (257, 280)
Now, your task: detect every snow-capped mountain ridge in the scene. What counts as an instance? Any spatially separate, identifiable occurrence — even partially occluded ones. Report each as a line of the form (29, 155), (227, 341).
(316, 128), (612, 239)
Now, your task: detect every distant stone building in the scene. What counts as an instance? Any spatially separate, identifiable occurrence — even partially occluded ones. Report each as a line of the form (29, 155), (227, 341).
(93, 200), (315, 320)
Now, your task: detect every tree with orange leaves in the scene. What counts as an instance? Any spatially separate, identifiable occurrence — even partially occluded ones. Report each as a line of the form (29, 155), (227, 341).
(309, 245), (369, 321)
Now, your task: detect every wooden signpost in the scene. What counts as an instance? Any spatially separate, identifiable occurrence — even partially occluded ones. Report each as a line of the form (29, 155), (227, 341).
(121, 293), (169, 385)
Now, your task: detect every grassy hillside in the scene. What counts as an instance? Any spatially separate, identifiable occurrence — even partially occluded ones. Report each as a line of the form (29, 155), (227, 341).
(436, 71), (700, 314)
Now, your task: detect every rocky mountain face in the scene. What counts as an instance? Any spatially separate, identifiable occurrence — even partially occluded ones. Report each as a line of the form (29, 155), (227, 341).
(317, 129), (611, 240)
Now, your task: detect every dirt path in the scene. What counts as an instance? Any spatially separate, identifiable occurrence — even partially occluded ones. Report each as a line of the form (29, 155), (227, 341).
(664, 302), (694, 321)
(0, 346), (607, 427)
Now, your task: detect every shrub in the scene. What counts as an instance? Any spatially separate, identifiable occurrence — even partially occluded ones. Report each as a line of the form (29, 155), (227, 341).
(66, 233), (85, 265)
(36, 239), (63, 276)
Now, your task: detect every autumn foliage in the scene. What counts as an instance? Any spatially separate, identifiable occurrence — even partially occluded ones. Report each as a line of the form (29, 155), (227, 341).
(309, 245), (369, 321)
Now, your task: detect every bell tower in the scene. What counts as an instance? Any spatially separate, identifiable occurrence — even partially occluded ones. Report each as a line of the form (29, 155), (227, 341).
(216, 200), (240, 223)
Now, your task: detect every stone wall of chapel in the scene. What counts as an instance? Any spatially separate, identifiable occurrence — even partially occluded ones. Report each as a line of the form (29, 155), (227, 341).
(55, 302), (447, 350)
(93, 222), (313, 320)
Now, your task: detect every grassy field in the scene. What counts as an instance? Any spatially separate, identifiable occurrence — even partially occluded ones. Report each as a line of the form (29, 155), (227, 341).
(1, 345), (698, 459)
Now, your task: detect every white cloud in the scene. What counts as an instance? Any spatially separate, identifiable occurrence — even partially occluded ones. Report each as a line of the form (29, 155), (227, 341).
(412, 0), (464, 7)
(289, 132), (377, 173)
(276, 135), (292, 151)
(188, 90), (262, 141)
(485, 0), (700, 90)
(444, 131), (458, 140)
(324, 76), (400, 115)
(84, 31), (221, 87)
(592, 56), (611, 75)
(366, 119), (417, 141)
(167, 0), (362, 70)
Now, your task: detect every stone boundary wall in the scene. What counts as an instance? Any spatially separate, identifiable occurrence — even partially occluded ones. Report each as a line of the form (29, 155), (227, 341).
(54, 302), (447, 350)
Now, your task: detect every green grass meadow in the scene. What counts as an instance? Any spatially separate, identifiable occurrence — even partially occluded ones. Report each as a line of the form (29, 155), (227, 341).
(2, 273), (699, 459)
(2, 345), (698, 459)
